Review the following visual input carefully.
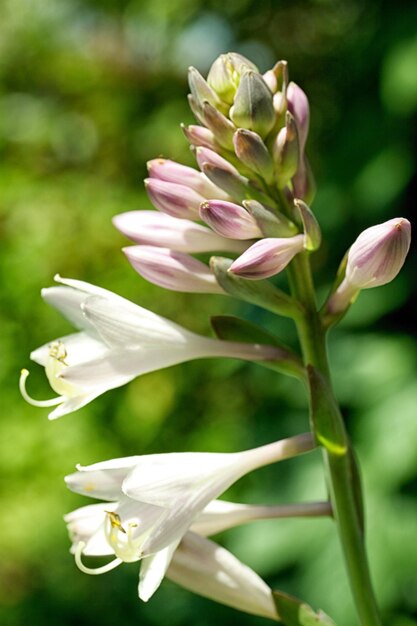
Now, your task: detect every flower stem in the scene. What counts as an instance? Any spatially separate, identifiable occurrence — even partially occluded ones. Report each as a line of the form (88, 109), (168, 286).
(287, 250), (383, 626)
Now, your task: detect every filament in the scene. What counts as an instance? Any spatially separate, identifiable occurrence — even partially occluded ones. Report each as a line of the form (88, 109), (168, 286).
(75, 542), (123, 575)
(19, 369), (63, 407)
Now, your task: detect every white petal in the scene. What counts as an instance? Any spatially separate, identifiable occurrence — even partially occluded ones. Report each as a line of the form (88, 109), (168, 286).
(191, 500), (261, 536)
(122, 452), (241, 507)
(65, 503), (115, 556)
(53, 275), (123, 301)
(47, 390), (105, 420)
(81, 295), (201, 347)
(65, 461), (138, 500)
(60, 344), (212, 390)
(122, 452), (249, 555)
(139, 539), (180, 601)
(167, 532), (278, 620)
(30, 332), (108, 367)
(41, 287), (97, 332)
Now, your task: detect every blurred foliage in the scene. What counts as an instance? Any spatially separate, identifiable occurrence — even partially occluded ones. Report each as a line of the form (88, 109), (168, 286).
(0, 0), (416, 625)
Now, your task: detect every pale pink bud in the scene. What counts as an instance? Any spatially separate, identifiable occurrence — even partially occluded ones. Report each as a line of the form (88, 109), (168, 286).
(287, 82), (309, 153)
(346, 217), (411, 288)
(181, 124), (217, 150)
(195, 147), (239, 177)
(145, 178), (206, 219)
(229, 235), (305, 279)
(200, 200), (263, 240)
(113, 211), (246, 254)
(327, 217), (411, 315)
(123, 246), (224, 294)
(147, 158), (226, 199)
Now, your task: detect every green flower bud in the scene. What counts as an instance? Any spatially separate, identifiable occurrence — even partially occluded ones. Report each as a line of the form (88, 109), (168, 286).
(230, 71), (276, 139)
(273, 111), (299, 188)
(201, 101), (236, 150)
(207, 53), (258, 104)
(233, 129), (274, 183)
(188, 67), (228, 115)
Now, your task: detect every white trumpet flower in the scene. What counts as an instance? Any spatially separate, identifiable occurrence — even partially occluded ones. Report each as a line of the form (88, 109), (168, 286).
(65, 500), (283, 619)
(65, 434), (315, 602)
(20, 276), (281, 419)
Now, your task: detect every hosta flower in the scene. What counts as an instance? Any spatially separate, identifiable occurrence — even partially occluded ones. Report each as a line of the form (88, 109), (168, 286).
(66, 500), (278, 619)
(20, 276), (283, 419)
(65, 433), (314, 605)
(327, 217), (411, 314)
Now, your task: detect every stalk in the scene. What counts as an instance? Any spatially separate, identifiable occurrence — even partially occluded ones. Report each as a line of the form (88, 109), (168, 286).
(287, 249), (382, 626)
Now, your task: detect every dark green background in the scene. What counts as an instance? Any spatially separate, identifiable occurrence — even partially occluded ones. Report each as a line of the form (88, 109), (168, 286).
(0, 0), (416, 625)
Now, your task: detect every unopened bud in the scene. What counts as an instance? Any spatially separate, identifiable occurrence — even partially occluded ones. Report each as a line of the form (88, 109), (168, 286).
(292, 157), (316, 205)
(233, 129), (274, 183)
(326, 218), (411, 315)
(145, 178), (205, 219)
(147, 158), (227, 199)
(124, 246), (224, 294)
(243, 200), (297, 237)
(273, 112), (299, 188)
(346, 218), (411, 288)
(201, 164), (248, 202)
(263, 60), (288, 96)
(201, 101), (236, 150)
(195, 147), (239, 177)
(229, 235), (305, 279)
(294, 199), (321, 251)
(207, 52), (258, 104)
(181, 124), (217, 150)
(200, 200), (262, 240)
(188, 67), (227, 114)
(113, 210), (246, 254)
(287, 82), (309, 153)
(230, 70), (276, 139)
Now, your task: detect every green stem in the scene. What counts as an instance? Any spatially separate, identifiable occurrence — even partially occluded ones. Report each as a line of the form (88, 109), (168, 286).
(287, 249), (382, 626)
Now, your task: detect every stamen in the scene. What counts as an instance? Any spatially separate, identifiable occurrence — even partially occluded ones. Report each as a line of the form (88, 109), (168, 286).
(19, 369), (64, 407)
(75, 541), (123, 575)
(105, 510), (126, 534)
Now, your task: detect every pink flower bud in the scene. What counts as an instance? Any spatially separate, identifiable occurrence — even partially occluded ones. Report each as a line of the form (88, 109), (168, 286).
(147, 158), (226, 199)
(195, 147), (239, 177)
(181, 124), (217, 150)
(326, 217), (411, 315)
(346, 217), (411, 288)
(200, 200), (263, 240)
(123, 246), (224, 294)
(287, 82), (309, 153)
(229, 235), (305, 279)
(145, 178), (206, 219)
(113, 211), (246, 254)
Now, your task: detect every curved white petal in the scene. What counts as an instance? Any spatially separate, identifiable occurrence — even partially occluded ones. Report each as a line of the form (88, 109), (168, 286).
(30, 332), (108, 367)
(41, 287), (97, 333)
(65, 503), (115, 556)
(167, 532), (278, 620)
(81, 295), (201, 347)
(139, 539), (181, 601)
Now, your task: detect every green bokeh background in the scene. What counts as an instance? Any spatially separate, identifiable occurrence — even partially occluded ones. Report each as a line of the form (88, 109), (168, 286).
(1, 0), (416, 625)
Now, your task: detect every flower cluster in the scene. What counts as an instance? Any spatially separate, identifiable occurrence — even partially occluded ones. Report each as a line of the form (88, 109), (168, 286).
(21, 52), (411, 621)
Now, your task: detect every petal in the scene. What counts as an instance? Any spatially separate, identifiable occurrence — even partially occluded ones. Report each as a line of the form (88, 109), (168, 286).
(138, 539), (180, 601)
(65, 503), (115, 556)
(30, 331), (108, 367)
(41, 287), (96, 332)
(65, 458), (140, 500)
(167, 532), (278, 620)
(81, 295), (198, 348)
